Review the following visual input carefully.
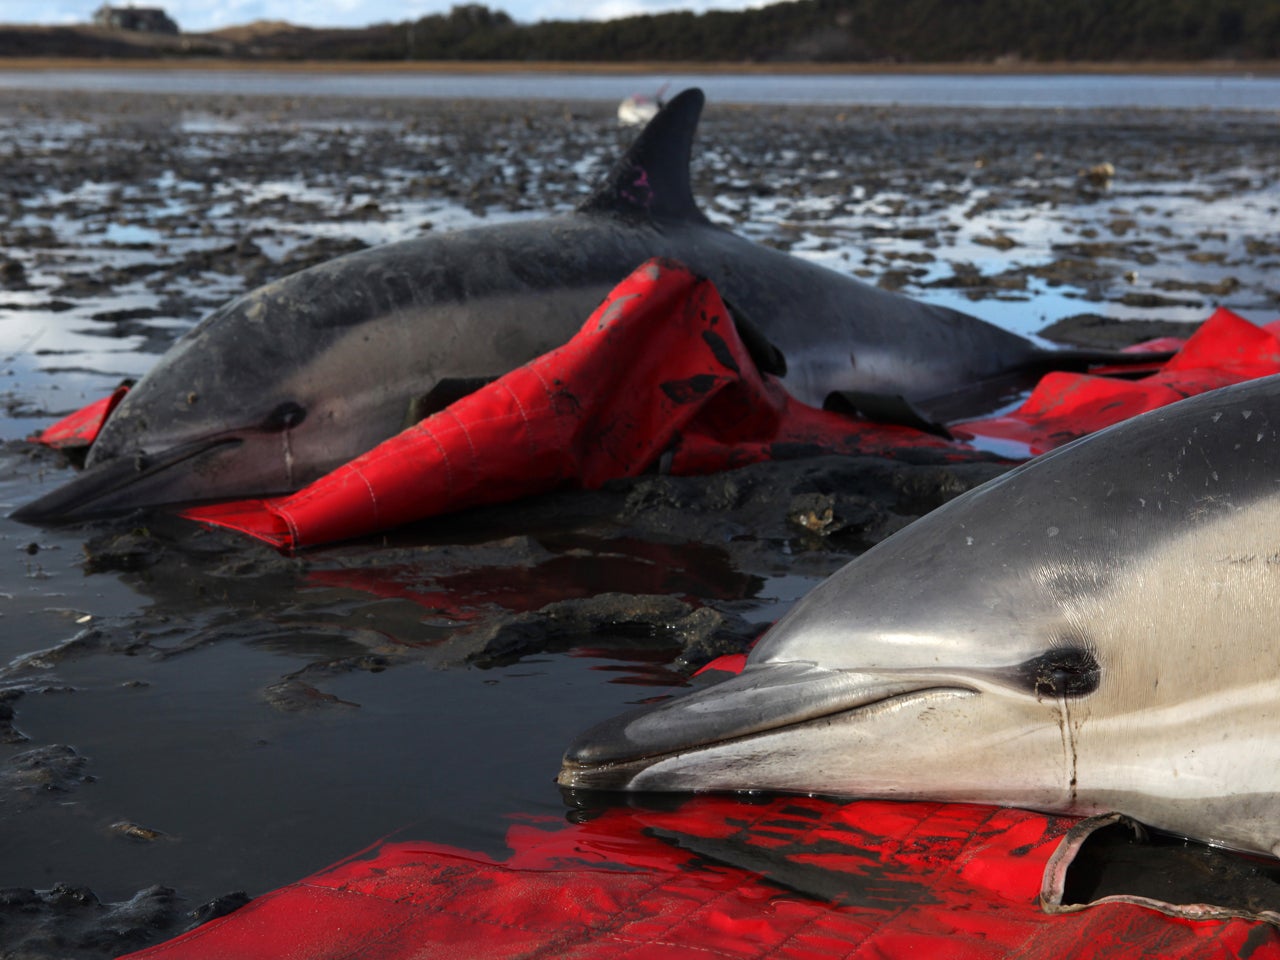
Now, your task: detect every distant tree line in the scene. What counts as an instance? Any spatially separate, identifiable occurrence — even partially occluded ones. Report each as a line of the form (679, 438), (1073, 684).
(3, 0), (1276, 62)
(299, 0), (1280, 63)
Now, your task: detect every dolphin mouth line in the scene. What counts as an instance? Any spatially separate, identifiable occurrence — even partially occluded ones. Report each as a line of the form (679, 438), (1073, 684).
(558, 684), (975, 790)
(12, 436), (243, 523)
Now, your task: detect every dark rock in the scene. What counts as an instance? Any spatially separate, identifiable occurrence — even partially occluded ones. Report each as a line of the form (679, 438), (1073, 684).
(0, 688), (28, 744)
(0, 883), (178, 959)
(109, 821), (166, 842)
(1, 257), (32, 289)
(189, 891), (250, 926)
(262, 677), (360, 713)
(1118, 291), (1202, 308)
(0, 745), (91, 802)
(465, 592), (758, 668)
(82, 530), (166, 573)
(1039, 313), (1201, 350)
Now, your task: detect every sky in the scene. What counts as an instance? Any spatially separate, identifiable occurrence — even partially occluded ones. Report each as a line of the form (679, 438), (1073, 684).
(1, 0), (765, 32)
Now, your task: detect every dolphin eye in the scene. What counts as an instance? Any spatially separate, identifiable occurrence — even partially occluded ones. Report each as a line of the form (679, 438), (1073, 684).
(261, 401), (307, 432)
(1015, 647), (1100, 698)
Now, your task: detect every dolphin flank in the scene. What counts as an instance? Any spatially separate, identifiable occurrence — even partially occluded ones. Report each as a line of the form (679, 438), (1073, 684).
(560, 374), (1280, 859)
(16, 88), (1150, 523)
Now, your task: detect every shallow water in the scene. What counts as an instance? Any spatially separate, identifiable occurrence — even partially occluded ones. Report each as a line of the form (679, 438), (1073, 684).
(3, 69), (1280, 111)
(0, 90), (1278, 954)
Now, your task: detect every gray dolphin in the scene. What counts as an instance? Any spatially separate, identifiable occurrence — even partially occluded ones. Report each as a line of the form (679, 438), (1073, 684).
(560, 374), (1280, 859)
(16, 88), (1142, 522)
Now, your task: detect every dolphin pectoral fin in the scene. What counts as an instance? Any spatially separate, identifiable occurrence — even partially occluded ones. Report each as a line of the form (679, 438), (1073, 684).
(725, 300), (787, 377)
(1032, 345), (1177, 376)
(824, 390), (954, 439)
(11, 437), (242, 523)
(904, 370), (1037, 424)
(910, 345), (1176, 423)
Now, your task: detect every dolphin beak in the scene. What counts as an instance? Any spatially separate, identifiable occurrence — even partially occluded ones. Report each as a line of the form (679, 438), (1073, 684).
(558, 661), (968, 790)
(11, 437), (242, 524)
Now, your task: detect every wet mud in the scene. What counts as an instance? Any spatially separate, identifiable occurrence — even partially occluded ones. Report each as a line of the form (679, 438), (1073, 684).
(0, 88), (1277, 957)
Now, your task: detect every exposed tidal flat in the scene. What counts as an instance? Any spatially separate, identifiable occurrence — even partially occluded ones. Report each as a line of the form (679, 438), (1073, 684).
(0, 86), (1277, 957)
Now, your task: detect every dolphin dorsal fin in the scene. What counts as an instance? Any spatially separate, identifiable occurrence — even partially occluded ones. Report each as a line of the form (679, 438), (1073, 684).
(577, 87), (711, 226)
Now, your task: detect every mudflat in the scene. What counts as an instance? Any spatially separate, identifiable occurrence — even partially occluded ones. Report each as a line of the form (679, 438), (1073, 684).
(0, 87), (1277, 958)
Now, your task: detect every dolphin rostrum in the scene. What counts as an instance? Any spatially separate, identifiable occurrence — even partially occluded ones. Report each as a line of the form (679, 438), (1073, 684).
(560, 374), (1280, 859)
(17, 88), (1146, 522)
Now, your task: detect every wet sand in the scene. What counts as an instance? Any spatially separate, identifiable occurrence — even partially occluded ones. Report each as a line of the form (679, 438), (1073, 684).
(0, 88), (1277, 957)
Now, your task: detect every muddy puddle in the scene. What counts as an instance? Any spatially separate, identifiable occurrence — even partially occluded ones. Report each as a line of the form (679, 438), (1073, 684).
(1, 88), (1278, 957)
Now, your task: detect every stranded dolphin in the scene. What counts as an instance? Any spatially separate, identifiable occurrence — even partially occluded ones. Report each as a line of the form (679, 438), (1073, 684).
(16, 88), (1144, 523)
(560, 374), (1280, 858)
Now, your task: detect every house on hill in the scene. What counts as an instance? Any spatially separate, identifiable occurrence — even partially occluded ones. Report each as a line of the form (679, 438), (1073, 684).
(92, 5), (179, 35)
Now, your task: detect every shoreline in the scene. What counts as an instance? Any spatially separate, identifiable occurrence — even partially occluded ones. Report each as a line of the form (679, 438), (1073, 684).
(3, 55), (1279, 77)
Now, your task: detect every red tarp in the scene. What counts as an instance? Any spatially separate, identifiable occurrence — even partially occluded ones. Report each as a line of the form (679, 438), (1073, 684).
(29, 260), (1280, 551)
(954, 307), (1280, 455)
(32, 381), (131, 449)
(177, 259), (964, 550)
(119, 793), (1280, 960)
(176, 264), (1280, 551)
(35, 269), (1279, 957)
(116, 653), (1279, 959)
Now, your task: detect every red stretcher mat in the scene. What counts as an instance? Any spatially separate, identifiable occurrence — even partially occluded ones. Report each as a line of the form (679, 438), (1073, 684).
(176, 259), (966, 550)
(33, 381), (131, 449)
(119, 793), (1279, 960)
(116, 652), (1280, 958)
(30, 259), (1280, 551)
(955, 307), (1280, 454)
(177, 264), (1280, 551)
